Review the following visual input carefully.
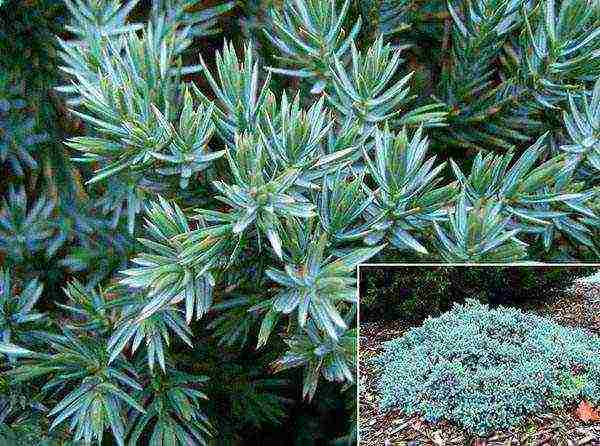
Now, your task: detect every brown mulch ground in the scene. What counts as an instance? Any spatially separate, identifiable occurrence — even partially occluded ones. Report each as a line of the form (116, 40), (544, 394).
(358, 282), (600, 446)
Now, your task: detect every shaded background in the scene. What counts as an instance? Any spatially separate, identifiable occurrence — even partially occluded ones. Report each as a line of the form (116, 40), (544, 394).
(359, 265), (598, 323)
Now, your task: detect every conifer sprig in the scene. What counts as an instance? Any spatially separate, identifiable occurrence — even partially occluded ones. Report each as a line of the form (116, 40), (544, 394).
(2, 0), (600, 443)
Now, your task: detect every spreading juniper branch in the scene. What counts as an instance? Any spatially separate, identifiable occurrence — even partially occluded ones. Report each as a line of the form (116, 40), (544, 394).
(561, 78), (600, 173)
(435, 0), (536, 151)
(4, 329), (145, 446)
(264, 0), (362, 93)
(58, 0), (230, 233)
(518, 0), (600, 108)
(59, 0), (599, 419)
(0, 270), (45, 359)
(2, 0), (600, 444)
(328, 37), (447, 130)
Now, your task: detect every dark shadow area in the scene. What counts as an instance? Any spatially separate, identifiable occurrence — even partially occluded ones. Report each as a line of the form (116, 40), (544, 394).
(359, 265), (597, 323)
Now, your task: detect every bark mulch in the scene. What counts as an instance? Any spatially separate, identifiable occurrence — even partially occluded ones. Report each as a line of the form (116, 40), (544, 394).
(358, 282), (600, 446)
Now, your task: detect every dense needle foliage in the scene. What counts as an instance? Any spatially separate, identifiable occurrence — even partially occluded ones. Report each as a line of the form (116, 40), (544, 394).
(1, 0), (600, 443)
(374, 300), (600, 435)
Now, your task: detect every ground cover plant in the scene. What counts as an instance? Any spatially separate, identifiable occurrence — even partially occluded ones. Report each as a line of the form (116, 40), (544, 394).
(1, 0), (600, 444)
(373, 299), (600, 436)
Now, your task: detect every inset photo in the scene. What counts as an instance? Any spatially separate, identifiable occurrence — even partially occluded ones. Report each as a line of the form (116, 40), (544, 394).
(358, 266), (600, 445)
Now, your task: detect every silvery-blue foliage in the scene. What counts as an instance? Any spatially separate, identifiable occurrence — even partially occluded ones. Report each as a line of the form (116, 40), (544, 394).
(374, 300), (600, 435)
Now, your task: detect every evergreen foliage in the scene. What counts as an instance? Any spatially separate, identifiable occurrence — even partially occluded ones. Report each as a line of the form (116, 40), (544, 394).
(1, 0), (600, 443)
(359, 265), (597, 321)
(374, 300), (600, 435)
